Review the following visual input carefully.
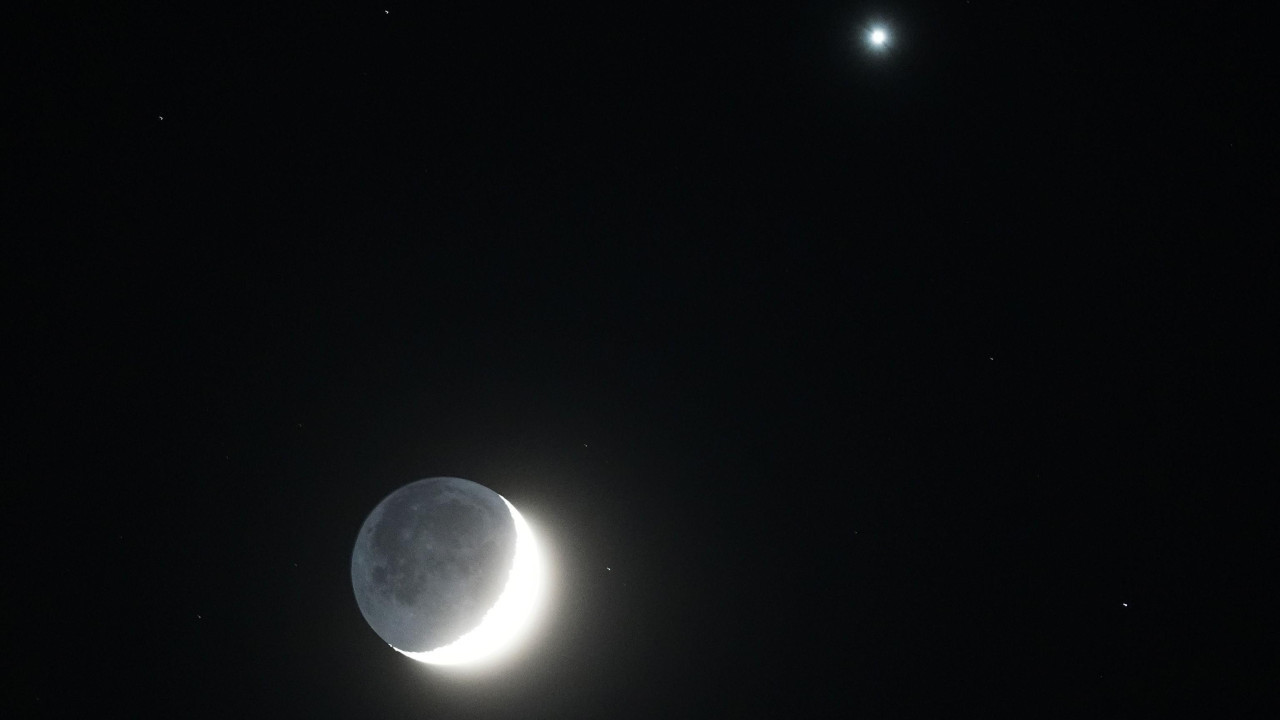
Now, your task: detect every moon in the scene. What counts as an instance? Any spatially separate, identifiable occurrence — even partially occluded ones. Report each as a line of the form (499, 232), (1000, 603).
(350, 477), (543, 665)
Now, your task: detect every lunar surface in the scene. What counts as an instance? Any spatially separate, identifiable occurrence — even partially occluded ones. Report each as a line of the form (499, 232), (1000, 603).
(351, 477), (541, 664)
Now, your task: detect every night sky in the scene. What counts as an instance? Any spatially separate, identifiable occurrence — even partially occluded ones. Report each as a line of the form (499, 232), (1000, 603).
(12, 2), (1278, 717)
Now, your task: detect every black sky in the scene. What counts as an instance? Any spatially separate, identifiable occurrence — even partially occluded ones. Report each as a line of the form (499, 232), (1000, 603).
(11, 2), (1278, 717)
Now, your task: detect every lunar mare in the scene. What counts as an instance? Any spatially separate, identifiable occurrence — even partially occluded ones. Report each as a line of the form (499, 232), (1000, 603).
(351, 477), (542, 665)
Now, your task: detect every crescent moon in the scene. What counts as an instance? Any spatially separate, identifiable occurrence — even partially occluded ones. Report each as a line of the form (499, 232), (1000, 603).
(391, 496), (543, 665)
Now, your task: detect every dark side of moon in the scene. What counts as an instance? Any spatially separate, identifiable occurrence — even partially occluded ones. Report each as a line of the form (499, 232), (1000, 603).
(351, 477), (518, 652)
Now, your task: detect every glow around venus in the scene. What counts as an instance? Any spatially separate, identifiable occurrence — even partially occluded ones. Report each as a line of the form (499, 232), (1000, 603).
(396, 497), (544, 666)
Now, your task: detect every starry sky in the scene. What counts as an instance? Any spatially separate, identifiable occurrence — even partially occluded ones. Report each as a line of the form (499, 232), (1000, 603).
(11, 2), (1278, 717)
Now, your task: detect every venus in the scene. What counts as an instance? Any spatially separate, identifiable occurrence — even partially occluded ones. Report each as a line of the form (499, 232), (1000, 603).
(350, 477), (543, 665)
(867, 26), (890, 50)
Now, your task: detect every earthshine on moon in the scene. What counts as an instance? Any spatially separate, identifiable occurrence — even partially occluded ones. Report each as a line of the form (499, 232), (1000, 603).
(350, 477), (544, 666)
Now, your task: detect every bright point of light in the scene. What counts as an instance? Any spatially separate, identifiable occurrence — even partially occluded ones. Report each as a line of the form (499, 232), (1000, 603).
(393, 496), (545, 666)
(862, 23), (892, 53)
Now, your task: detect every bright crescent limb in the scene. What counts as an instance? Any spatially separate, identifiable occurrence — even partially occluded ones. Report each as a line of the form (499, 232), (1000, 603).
(393, 496), (543, 665)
